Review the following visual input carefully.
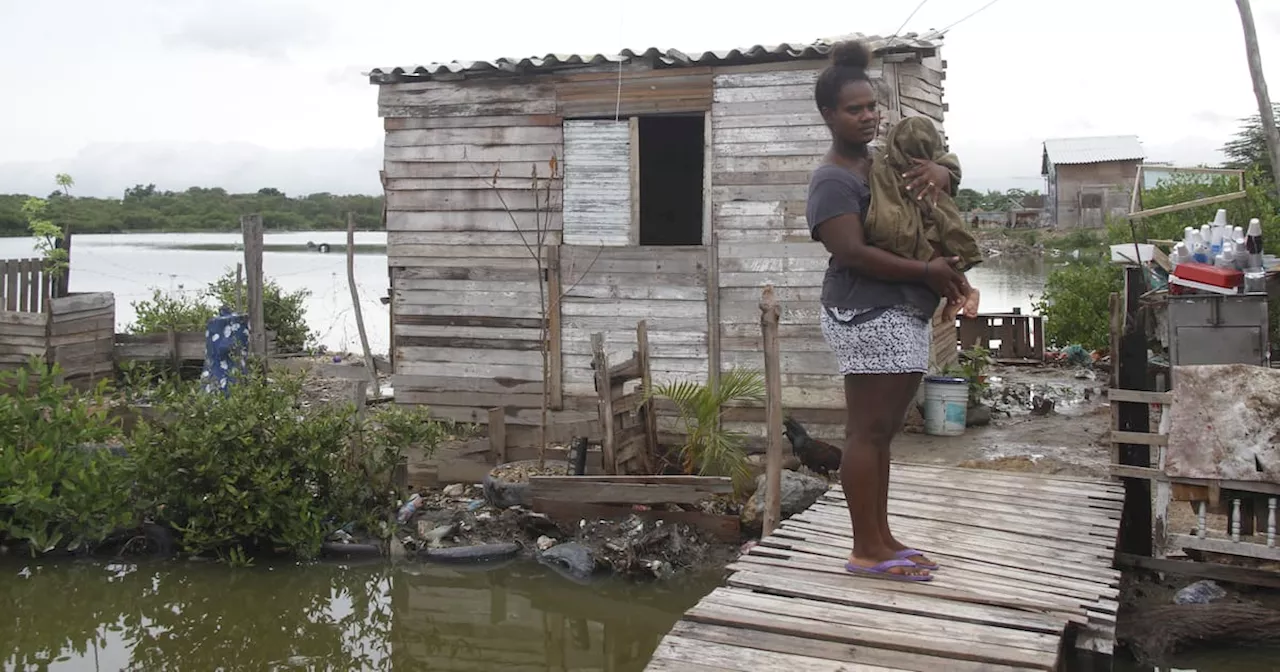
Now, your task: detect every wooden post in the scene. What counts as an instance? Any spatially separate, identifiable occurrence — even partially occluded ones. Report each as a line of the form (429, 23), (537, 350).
(350, 381), (367, 462)
(636, 319), (658, 474)
(235, 262), (244, 313)
(1116, 266), (1153, 557)
(1236, 0), (1280, 197)
(240, 214), (267, 366)
(347, 212), (380, 397)
(592, 332), (617, 475)
(488, 406), (508, 464)
(759, 285), (783, 537)
(166, 327), (180, 373)
(55, 228), (72, 298)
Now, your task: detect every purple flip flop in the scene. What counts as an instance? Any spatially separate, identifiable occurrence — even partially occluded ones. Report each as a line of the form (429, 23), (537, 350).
(894, 548), (939, 570)
(844, 558), (933, 582)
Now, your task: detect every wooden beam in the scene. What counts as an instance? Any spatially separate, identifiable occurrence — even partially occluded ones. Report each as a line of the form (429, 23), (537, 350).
(760, 285), (784, 536)
(1116, 267), (1153, 558)
(1117, 552), (1280, 589)
(1128, 190), (1248, 220)
(529, 475), (733, 505)
(240, 214), (267, 364)
(347, 212), (380, 397)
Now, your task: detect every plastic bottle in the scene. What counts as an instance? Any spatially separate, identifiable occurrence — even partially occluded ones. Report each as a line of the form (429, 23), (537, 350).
(1184, 226), (1196, 247)
(1191, 230), (1209, 264)
(1208, 210), (1226, 256)
(396, 493), (424, 524)
(1246, 217), (1264, 270)
(1171, 242), (1188, 269)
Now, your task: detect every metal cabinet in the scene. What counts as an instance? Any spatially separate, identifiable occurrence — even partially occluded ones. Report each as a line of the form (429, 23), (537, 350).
(1167, 294), (1270, 369)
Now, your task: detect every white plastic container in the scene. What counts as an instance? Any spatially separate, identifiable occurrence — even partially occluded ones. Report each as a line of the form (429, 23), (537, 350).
(923, 375), (969, 437)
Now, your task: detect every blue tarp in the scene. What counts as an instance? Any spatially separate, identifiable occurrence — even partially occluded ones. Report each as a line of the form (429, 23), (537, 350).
(200, 308), (250, 395)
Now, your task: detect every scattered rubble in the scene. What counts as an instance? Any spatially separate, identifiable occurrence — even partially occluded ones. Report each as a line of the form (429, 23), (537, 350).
(394, 481), (734, 583)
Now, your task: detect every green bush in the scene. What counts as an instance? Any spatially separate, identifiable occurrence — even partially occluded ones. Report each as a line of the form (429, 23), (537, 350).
(127, 369), (454, 561)
(0, 361), (134, 554)
(1033, 261), (1123, 352)
(129, 268), (315, 353)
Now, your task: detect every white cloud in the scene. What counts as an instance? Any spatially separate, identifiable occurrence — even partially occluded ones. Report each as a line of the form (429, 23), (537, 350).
(163, 1), (331, 61)
(1, 0), (1278, 197)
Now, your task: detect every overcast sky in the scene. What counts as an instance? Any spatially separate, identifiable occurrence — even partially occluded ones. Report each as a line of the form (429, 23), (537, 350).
(2, 0), (1278, 198)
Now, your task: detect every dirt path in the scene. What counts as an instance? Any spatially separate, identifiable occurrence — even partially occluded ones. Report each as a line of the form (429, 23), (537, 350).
(897, 365), (1113, 478)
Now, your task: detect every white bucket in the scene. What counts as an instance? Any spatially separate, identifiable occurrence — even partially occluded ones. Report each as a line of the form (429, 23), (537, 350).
(922, 375), (969, 437)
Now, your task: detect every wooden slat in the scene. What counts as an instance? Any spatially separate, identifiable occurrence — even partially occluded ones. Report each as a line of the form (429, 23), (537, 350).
(645, 464), (1124, 672)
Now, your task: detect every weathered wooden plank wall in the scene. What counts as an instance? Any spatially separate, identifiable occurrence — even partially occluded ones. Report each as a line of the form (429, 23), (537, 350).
(708, 65), (891, 440)
(560, 245), (708, 397)
(378, 49), (952, 445)
(381, 79), (568, 430)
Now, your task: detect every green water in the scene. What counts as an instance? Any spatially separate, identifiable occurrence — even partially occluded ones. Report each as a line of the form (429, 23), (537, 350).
(7, 557), (1278, 671)
(3, 558), (719, 671)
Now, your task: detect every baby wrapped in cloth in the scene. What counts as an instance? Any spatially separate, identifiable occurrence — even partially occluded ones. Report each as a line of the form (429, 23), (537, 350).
(864, 116), (983, 320)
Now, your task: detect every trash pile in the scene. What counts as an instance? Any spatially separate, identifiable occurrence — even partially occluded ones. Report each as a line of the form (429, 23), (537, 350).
(384, 483), (732, 583)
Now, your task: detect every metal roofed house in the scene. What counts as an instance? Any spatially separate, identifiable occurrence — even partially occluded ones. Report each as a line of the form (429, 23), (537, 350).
(366, 33), (952, 453)
(1041, 135), (1146, 229)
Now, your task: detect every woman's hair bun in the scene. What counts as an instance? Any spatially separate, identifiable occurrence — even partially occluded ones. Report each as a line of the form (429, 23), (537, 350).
(829, 40), (871, 70)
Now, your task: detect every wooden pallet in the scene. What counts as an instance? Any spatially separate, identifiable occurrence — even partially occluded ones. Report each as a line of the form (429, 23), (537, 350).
(646, 463), (1124, 671)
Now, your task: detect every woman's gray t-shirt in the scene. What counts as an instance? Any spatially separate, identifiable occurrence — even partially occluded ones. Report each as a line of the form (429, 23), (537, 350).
(805, 163), (939, 319)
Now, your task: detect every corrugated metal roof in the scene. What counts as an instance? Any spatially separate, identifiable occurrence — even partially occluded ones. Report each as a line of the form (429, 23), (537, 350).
(367, 32), (939, 82)
(1042, 135), (1145, 167)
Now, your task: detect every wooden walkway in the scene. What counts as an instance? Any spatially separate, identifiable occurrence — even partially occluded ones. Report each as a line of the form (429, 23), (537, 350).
(645, 463), (1125, 672)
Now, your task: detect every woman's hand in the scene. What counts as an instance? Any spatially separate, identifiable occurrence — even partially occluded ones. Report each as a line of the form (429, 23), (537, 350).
(923, 256), (969, 305)
(903, 158), (952, 208)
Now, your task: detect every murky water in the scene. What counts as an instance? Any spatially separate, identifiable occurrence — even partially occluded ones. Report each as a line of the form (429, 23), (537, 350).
(0, 233), (1055, 358)
(2, 558), (718, 671)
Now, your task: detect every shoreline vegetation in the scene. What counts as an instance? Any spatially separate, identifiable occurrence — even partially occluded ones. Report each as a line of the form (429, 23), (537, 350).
(0, 186), (381, 237)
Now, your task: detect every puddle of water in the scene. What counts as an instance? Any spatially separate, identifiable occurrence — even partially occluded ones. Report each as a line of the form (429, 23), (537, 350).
(2, 558), (720, 671)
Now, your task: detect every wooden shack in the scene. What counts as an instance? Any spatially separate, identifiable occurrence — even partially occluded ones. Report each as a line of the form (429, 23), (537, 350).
(369, 33), (953, 445)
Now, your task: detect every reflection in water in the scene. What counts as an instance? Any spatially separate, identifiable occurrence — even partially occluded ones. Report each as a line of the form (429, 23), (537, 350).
(965, 255), (1051, 315)
(2, 559), (716, 671)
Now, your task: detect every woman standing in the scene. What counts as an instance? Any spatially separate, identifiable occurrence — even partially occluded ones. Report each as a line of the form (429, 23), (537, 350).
(806, 41), (970, 581)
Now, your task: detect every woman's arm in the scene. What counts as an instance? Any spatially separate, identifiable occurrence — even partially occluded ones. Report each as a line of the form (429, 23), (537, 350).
(815, 212), (967, 302)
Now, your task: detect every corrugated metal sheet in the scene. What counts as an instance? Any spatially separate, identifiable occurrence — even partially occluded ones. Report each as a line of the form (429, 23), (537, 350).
(1043, 136), (1145, 167)
(368, 32), (939, 82)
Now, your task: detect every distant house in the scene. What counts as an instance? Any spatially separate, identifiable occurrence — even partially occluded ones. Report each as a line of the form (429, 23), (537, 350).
(1041, 135), (1145, 229)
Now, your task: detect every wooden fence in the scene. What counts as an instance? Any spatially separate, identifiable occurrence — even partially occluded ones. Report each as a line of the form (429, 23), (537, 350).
(0, 258), (115, 386)
(957, 310), (1045, 364)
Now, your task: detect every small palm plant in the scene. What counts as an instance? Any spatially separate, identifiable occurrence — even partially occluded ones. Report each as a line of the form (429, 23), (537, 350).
(648, 368), (765, 492)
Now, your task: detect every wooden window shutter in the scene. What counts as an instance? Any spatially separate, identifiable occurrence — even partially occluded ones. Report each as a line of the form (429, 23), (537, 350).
(563, 120), (634, 246)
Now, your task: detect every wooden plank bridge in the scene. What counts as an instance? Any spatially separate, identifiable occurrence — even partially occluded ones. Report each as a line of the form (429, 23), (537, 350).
(645, 463), (1125, 671)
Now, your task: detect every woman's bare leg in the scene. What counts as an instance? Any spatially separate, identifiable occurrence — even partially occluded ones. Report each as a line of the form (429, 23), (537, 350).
(874, 381), (935, 567)
(842, 373), (929, 577)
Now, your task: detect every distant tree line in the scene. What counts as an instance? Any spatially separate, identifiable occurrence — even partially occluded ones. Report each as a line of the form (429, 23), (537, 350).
(0, 185), (383, 237)
(954, 188), (1042, 212)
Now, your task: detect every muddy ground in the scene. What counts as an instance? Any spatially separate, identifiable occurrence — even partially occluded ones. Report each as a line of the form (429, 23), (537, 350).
(899, 363), (1113, 477)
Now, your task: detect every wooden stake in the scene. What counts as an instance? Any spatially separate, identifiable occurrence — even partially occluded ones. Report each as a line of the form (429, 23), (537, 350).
(235, 262), (244, 313)
(239, 214), (267, 366)
(760, 285), (783, 537)
(347, 212), (379, 398)
(488, 407), (508, 464)
(1236, 0), (1280, 197)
